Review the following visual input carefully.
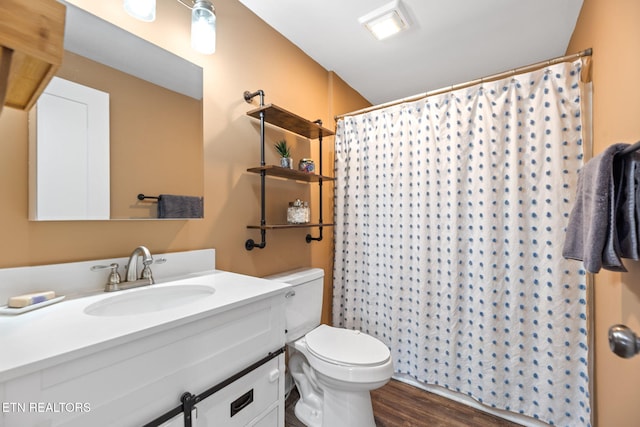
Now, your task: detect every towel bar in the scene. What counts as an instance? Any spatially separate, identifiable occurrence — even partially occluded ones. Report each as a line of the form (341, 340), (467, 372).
(619, 140), (640, 156)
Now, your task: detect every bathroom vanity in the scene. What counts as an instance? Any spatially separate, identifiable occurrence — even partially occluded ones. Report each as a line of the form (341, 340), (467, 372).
(0, 249), (290, 426)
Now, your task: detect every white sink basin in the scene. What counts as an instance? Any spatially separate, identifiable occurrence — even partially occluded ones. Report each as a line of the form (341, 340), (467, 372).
(84, 285), (215, 316)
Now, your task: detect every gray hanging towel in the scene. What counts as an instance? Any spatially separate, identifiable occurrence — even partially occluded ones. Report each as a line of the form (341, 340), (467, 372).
(563, 143), (629, 273)
(157, 194), (204, 219)
(615, 151), (640, 260)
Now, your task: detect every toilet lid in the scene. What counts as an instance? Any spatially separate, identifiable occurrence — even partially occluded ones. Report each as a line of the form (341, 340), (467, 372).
(305, 325), (391, 366)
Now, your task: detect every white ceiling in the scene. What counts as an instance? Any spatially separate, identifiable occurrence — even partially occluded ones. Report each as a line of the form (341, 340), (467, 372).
(237, 0), (584, 106)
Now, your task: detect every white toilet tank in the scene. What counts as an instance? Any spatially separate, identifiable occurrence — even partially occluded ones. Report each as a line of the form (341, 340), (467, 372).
(264, 268), (324, 342)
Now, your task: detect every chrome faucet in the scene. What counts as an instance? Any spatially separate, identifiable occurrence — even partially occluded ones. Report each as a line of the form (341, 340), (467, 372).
(91, 246), (156, 292)
(125, 245), (154, 285)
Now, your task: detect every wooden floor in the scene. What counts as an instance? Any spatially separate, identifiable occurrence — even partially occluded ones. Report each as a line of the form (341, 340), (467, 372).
(285, 379), (523, 427)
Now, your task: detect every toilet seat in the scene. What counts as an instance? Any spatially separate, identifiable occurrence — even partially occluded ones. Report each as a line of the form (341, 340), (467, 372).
(305, 324), (391, 367)
(293, 325), (394, 385)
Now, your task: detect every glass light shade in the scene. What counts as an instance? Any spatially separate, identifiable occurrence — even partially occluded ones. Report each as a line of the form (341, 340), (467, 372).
(124, 0), (156, 22)
(191, 1), (216, 54)
(365, 11), (405, 40)
(358, 0), (410, 41)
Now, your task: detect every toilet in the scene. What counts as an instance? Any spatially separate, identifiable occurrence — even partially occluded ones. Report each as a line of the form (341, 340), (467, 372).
(266, 268), (393, 427)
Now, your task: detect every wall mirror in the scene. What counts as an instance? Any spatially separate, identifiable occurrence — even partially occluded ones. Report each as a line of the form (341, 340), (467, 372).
(29, 1), (204, 221)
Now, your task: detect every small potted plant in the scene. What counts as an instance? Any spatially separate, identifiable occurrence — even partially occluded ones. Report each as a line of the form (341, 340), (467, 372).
(274, 140), (292, 168)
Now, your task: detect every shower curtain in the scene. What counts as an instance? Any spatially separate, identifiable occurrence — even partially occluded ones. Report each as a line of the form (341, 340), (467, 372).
(333, 59), (590, 426)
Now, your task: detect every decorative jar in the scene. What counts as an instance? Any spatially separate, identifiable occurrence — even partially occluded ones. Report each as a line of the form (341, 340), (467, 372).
(287, 199), (310, 224)
(298, 158), (315, 173)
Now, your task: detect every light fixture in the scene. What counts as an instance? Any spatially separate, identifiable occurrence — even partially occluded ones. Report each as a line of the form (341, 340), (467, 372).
(124, 0), (156, 22)
(123, 0), (216, 55)
(191, 0), (216, 54)
(358, 0), (410, 41)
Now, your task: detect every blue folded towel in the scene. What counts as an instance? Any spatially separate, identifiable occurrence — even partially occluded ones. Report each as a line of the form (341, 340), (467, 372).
(157, 194), (204, 219)
(563, 143), (629, 273)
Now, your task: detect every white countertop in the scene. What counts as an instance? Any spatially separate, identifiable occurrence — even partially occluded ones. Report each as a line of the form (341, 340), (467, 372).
(0, 270), (291, 383)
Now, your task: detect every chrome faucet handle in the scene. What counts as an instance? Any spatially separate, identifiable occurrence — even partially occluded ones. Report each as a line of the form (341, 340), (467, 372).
(140, 253), (154, 284)
(91, 263), (121, 292)
(140, 264), (154, 284)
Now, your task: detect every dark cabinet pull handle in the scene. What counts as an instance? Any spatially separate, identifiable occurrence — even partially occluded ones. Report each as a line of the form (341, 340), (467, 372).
(230, 389), (254, 417)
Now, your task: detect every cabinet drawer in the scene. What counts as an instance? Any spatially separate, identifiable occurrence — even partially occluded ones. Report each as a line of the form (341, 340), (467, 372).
(249, 405), (280, 427)
(156, 411), (191, 427)
(194, 354), (284, 427)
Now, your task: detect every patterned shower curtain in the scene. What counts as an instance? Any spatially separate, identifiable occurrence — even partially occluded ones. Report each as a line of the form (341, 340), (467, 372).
(333, 59), (590, 426)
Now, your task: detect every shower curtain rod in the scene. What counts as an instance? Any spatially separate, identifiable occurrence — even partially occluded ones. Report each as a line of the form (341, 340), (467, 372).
(335, 48), (593, 120)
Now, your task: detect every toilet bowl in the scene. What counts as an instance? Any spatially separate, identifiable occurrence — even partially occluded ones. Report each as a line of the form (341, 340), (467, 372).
(265, 268), (393, 427)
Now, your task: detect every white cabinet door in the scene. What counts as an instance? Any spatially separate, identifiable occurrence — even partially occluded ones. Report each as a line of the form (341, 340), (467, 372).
(29, 76), (110, 220)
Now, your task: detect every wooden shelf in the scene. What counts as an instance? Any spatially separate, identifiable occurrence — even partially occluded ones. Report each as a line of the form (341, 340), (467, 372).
(247, 223), (334, 230)
(0, 0), (66, 111)
(247, 165), (335, 182)
(246, 104), (335, 139)
(244, 97), (333, 249)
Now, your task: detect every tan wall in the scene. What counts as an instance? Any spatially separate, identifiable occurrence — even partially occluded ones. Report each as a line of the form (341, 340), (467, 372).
(0, 0), (369, 319)
(567, 0), (640, 426)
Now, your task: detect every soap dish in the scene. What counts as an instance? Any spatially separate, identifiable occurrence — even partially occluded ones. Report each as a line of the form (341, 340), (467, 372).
(0, 296), (65, 315)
